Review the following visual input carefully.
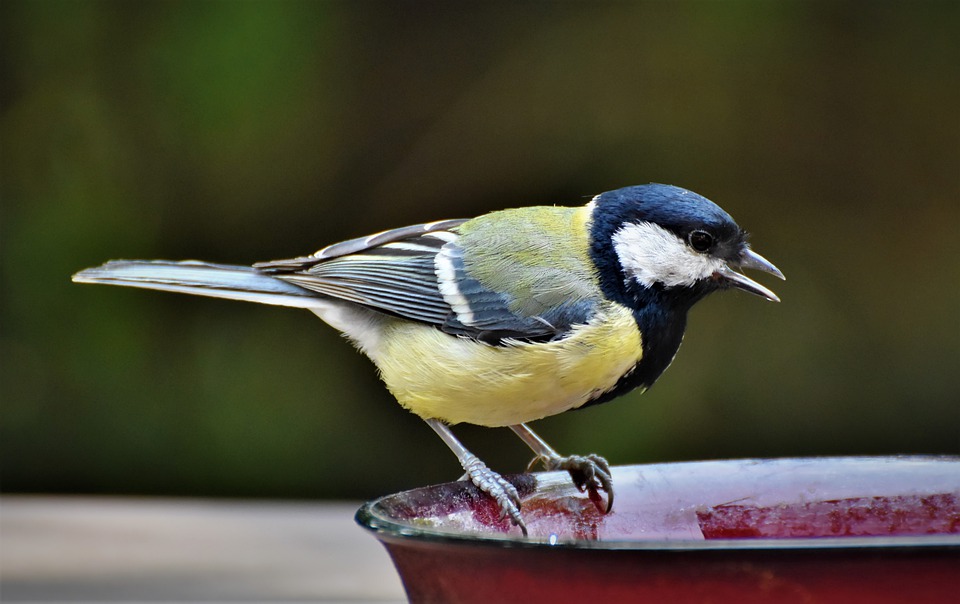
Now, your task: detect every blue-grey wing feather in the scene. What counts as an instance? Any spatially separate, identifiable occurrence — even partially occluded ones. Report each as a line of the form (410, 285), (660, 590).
(277, 252), (450, 325)
(253, 219), (467, 272)
(255, 221), (464, 325)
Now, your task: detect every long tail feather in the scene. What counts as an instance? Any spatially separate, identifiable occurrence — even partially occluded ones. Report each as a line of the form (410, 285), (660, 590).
(72, 260), (327, 309)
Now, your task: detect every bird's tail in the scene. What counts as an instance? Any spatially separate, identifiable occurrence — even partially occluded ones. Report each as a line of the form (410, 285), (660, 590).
(72, 260), (326, 309)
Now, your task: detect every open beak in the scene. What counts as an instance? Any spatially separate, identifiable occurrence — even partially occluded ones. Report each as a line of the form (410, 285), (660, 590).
(715, 248), (785, 302)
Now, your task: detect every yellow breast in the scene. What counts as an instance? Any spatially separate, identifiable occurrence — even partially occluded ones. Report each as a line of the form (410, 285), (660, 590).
(373, 302), (643, 426)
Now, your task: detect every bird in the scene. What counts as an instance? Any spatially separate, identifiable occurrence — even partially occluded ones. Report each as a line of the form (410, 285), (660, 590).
(73, 183), (783, 535)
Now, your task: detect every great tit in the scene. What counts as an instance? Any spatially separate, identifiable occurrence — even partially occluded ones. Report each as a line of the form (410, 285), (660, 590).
(73, 183), (783, 535)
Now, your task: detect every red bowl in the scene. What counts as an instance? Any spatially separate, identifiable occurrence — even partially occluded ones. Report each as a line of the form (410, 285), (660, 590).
(357, 457), (959, 603)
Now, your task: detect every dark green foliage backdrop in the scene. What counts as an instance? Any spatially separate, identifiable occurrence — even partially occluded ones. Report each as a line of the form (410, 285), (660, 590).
(3, 1), (958, 500)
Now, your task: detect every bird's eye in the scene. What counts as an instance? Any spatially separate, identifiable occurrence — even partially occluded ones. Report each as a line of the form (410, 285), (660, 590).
(688, 230), (714, 252)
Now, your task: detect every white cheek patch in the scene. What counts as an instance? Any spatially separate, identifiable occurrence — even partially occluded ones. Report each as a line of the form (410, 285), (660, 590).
(612, 222), (726, 288)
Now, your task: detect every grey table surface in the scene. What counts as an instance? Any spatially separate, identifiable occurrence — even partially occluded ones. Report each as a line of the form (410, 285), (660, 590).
(1, 496), (406, 603)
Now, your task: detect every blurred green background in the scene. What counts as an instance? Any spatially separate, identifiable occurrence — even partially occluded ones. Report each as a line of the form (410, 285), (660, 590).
(2, 1), (958, 501)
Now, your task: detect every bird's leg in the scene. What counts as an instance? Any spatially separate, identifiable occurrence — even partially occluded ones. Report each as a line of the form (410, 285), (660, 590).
(425, 418), (527, 535)
(509, 423), (614, 513)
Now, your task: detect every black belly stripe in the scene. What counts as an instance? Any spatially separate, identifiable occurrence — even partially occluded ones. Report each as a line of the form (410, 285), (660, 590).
(577, 301), (688, 409)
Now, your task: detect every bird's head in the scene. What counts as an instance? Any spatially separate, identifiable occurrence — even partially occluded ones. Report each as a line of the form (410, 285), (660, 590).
(589, 184), (784, 310)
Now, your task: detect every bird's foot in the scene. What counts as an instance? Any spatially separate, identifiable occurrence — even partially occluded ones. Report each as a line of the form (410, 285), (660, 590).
(461, 453), (527, 535)
(531, 453), (614, 513)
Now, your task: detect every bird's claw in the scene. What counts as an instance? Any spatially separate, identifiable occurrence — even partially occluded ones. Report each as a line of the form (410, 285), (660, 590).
(462, 453), (527, 535)
(532, 453), (614, 513)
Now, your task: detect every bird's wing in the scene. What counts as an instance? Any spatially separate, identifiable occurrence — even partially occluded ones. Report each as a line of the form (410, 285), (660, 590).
(256, 214), (598, 343)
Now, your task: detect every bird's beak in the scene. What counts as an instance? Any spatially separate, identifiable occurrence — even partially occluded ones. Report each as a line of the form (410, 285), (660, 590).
(715, 248), (785, 302)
